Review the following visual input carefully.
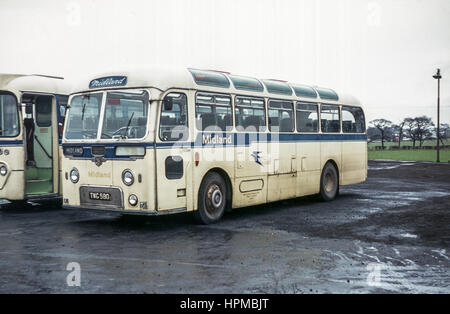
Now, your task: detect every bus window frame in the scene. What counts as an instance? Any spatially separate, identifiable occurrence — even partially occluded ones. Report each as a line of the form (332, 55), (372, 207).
(341, 105), (366, 134)
(158, 91), (189, 142)
(0, 91), (20, 138)
(194, 91), (233, 132)
(64, 89), (150, 143)
(296, 101), (319, 133)
(267, 99), (295, 133)
(319, 103), (341, 134)
(234, 95), (267, 133)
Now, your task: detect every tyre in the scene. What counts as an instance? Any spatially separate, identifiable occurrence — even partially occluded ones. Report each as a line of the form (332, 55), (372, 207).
(319, 162), (339, 201)
(194, 172), (227, 224)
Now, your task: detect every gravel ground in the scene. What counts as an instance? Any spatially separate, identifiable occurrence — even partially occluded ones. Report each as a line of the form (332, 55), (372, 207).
(0, 160), (449, 293)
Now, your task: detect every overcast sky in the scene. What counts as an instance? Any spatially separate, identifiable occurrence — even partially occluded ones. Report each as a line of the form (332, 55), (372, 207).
(1, 0), (449, 124)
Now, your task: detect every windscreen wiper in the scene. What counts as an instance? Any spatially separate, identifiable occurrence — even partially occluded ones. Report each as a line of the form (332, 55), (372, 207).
(123, 112), (135, 139)
(81, 103), (86, 121)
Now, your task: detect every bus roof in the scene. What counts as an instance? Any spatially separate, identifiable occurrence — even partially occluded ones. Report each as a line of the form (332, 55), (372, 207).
(0, 73), (70, 96)
(71, 66), (362, 107)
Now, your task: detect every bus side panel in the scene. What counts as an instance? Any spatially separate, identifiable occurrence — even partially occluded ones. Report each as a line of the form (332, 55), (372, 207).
(267, 141), (297, 202)
(192, 144), (235, 209)
(296, 141), (321, 197)
(233, 134), (267, 208)
(320, 141), (342, 183)
(0, 146), (26, 200)
(341, 141), (367, 185)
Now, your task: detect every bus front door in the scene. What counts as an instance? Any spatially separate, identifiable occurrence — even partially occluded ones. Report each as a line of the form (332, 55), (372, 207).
(22, 94), (55, 197)
(155, 93), (193, 212)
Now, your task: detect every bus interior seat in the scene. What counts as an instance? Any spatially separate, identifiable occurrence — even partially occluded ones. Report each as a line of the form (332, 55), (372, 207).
(342, 121), (353, 132)
(244, 116), (262, 132)
(303, 119), (313, 132)
(269, 117), (279, 129)
(200, 113), (220, 131)
(221, 114), (232, 131)
(280, 118), (292, 132)
(329, 120), (340, 132)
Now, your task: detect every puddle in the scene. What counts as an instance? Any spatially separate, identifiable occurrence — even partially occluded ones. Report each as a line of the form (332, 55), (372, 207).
(400, 233), (418, 239)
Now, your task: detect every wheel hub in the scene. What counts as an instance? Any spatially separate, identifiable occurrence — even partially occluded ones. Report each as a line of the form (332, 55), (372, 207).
(205, 184), (223, 215)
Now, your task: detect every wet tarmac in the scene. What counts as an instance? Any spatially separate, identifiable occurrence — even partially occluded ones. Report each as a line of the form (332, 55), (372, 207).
(0, 160), (449, 293)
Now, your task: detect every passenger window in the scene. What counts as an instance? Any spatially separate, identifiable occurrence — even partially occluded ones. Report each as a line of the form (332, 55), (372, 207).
(235, 96), (266, 132)
(342, 106), (365, 133)
(296, 102), (319, 132)
(160, 93), (189, 141)
(320, 105), (340, 133)
(35, 96), (53, 127)
(195, 93), (232, 132)
(268, 100), (294, 132)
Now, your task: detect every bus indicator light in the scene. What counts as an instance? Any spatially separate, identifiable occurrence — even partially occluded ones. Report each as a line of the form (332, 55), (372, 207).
(195, 152), (200, 167)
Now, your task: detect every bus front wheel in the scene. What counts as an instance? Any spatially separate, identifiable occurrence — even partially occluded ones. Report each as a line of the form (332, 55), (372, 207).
(194, 172), (226, 224)
(320, 162), (339, 201)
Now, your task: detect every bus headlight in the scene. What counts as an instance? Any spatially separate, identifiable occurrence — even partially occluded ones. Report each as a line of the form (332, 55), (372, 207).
(122, 170), (134, 186)
(0, 166), (7, 176)
(128, 194), (138, 206)
(70, 168), (79, 183)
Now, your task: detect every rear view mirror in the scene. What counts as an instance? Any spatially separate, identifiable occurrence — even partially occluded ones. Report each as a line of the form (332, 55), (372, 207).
(163, 98), (173, 111)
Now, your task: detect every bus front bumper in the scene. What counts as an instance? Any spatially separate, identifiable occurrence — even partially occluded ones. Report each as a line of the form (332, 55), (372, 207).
(63, 204), (187, 216)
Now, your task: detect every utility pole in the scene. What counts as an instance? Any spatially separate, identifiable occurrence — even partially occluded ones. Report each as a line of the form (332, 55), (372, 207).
(433, 69), (442, 162)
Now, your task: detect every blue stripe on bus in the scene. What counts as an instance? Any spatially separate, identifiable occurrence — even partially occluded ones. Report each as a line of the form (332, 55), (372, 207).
(0, 140), (23, 146)
(62, 133), (366, 159)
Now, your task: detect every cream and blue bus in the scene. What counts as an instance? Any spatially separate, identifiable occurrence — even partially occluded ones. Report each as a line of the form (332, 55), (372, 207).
(0, 74), (70, 205)
(61, 66), (366, 224)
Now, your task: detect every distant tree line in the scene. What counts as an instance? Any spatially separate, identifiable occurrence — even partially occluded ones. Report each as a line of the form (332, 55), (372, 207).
(368, 116), (450, 149)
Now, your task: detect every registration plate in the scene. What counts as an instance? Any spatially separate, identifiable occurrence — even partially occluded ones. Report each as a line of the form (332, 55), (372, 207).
(89, 192), (111, 201)
(80, 186), (123, 208)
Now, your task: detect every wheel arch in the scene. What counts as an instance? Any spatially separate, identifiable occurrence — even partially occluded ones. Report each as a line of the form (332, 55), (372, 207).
(199, 167), (233, 210)
(324, 159), (340, 181)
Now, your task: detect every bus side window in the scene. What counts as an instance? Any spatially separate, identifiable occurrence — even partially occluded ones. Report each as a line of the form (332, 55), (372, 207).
(160, 93), (188, 141)
(235, 96), (266, 132)
(268, 100), (294, 132)
(296, 102), (319, 132)
(342, 106), (366, 133)
(320, 105), (340, 133)
(195, 93), (232, 132)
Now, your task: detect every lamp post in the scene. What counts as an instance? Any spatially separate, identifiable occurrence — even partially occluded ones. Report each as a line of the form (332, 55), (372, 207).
(433, 68), (441, 162)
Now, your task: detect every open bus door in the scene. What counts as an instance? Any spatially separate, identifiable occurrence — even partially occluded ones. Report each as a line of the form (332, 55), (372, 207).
(21, 94), (57, 198)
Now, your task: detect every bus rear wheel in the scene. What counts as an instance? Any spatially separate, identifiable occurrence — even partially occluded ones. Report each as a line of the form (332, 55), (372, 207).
(320, 162), (339, 201)
(194, 172), (226, 224)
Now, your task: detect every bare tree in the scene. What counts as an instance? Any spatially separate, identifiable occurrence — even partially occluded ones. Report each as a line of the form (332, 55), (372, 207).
(414, 116), (434, 147)
(437, 123), (449, 145)
(393, 120), (407, 148)
(369, 119), (392, 149)
(404, 117), (418, 148)
(367, 127), (381, 143)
